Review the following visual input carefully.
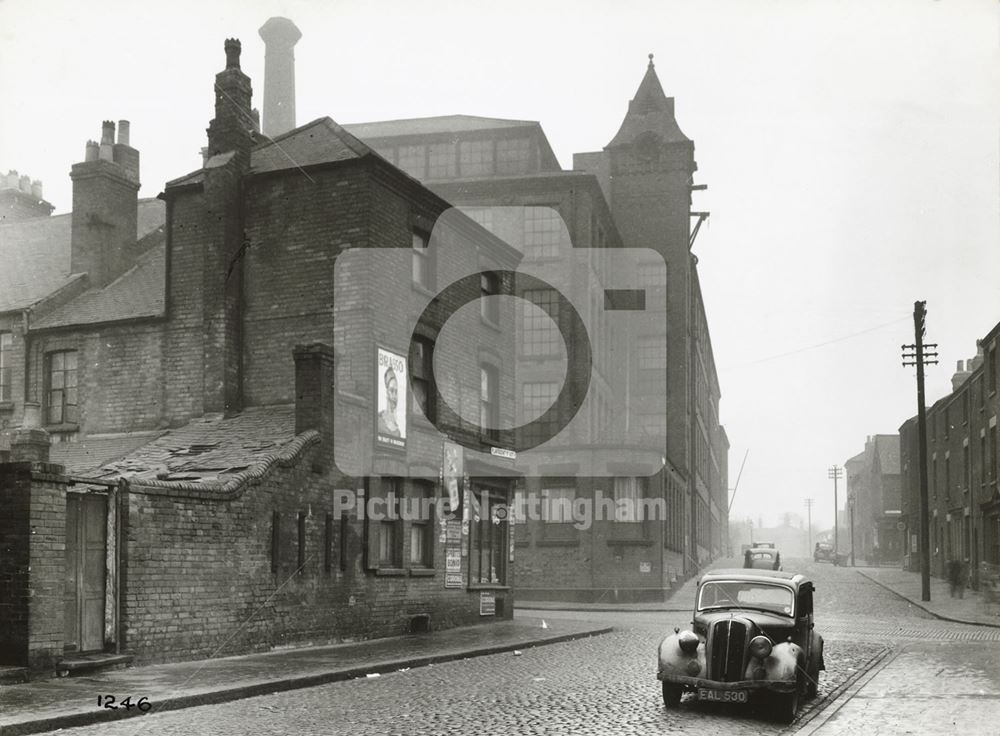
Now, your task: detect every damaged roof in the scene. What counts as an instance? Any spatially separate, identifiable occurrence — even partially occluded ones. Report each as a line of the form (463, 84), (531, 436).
(55, 405), (300, 484)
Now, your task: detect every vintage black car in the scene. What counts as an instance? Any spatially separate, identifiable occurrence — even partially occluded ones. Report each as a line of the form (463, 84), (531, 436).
(744, 546), (782, 571)
(814, 542), (848, 566)
(656, 569), (825, 723)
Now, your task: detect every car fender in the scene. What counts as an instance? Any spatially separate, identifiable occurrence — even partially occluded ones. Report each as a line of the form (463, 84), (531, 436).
(657, 632), (707, 679)
(759, 641), (802, 683)
(811, 631), (825, 671)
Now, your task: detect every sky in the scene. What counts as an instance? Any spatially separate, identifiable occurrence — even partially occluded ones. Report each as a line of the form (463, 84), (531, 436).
(1, 0), (997, 534)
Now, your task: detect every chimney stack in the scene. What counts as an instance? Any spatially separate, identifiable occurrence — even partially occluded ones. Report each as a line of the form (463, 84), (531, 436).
(258, 17), (302, 138)
(70, 119), (140, 287)
(0, 169), (54, 222)
(951, 359), (972, 391)
(206, 38), (254, 164)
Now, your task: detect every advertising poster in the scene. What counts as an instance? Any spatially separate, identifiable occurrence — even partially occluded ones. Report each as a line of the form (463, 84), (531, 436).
(442, 441), (464, 517)
(375, 347), (407, 449)
(479, 591), (496, 616)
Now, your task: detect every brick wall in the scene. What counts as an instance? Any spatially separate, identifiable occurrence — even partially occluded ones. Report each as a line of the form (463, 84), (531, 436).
(122, 438), (509, 665)
(0, 463), (69, 670)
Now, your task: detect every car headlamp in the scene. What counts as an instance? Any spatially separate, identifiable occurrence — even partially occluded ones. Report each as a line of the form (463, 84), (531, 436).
(748, 635), (773, 659)
(677, 630), (700, 654)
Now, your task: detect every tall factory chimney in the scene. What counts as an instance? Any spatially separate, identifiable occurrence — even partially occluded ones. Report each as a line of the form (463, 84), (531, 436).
(258, 17), (302, 137)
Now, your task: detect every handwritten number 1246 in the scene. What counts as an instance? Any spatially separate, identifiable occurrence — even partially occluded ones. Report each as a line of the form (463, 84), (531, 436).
(97, 695), (151, 711)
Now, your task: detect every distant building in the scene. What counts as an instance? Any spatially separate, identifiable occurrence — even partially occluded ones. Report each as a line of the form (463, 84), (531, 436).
(899, 320), (1000, 583)
(843, 435), (901, 564)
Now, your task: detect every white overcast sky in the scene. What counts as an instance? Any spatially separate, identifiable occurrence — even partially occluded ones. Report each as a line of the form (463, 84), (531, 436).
(2, 0), (998, 533)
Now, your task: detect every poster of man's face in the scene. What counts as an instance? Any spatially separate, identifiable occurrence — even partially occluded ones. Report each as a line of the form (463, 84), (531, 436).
(376, 347), (407, 448)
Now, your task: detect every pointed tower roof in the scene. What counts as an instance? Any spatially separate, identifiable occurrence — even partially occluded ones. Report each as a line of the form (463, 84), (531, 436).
(606, 54), (690, 148)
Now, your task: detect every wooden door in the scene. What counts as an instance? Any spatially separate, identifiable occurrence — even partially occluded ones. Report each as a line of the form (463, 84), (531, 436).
(64, 494), (107, 652)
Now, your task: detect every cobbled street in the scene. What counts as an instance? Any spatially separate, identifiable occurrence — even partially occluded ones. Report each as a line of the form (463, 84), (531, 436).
(36, 560), (1000, 735)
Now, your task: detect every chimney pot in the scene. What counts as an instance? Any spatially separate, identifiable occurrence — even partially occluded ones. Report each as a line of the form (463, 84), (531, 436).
(18, 175), (30, 193)
(101, 120), (116, 145)
(259, 17), (302, 137)
(117, 120), (130, 146)
(5, 170), (18, 189)
(85, 140), (99, 162)
(224, 38), (242, 70)
(31, 179), (43, 199)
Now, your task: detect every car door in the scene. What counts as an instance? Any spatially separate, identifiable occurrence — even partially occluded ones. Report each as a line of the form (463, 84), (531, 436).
(795, 584), (815, 653)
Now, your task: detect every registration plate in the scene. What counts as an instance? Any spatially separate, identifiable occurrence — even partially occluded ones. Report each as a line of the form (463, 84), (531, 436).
(697, 688), (748, 703)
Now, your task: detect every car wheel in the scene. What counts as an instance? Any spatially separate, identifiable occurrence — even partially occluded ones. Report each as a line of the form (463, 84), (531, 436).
(806, 660), (820, 699)
(776, 685), (800, 723)
(662, 682), (682, 708)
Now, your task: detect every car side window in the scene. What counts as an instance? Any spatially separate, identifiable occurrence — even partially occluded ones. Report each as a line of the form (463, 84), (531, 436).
(798, 588), (813, 617)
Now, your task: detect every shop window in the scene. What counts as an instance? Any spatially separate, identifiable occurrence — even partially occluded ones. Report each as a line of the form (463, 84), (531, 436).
(46, 349), (78, 425)
(408, 480), (434, 568)
(379, 477), (403, 568)
(469, 485), (509, 585)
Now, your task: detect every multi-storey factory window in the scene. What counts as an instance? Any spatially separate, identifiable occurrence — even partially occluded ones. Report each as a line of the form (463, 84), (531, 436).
(523, 207), (563, 258)
(46, 349), (78, 425)
(520, 381), (559, 445)
(397, 144), (426, 178)
(520, 289), (560, 357)
(496, 137), (531, 175)
(459, 139), (494, 177)
(0, 332), (11, 402)
(427, 142), (457, 179)
(463, 207), (494, 233)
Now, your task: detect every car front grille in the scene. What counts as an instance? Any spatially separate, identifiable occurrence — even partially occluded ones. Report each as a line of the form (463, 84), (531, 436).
(709, 618), (749, 682)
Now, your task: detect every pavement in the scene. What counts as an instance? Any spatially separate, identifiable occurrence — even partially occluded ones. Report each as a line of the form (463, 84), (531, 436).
(0, 616), (610, 736)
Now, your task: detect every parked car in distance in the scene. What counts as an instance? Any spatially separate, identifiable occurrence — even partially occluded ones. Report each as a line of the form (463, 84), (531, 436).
(813, 543), (848, 566)
(656, 569), (825, 723)
(744, 547), (782, 571)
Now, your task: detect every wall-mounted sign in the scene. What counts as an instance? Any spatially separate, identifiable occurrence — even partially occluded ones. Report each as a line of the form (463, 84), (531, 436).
(445, 573), (464, 588)
(446, 520), (463, 544)
(446, 548), (462, 573)
(443, 441), (464, 517)
(375, 347), (407, 449)
(490, 447), (516, 460)
(479, 591), (496, 616)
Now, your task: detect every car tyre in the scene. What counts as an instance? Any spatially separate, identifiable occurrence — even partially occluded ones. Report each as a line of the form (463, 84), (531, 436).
(777, 686), (800, 724)
(662, 682), (682, 708)
(806, 658), (820, 699)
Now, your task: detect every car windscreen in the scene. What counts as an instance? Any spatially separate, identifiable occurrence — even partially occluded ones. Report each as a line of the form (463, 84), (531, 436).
(697, 581), (794, 617)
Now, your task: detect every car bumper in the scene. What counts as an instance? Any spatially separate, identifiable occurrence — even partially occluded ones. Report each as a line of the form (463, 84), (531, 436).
(657, 672), (797, 693)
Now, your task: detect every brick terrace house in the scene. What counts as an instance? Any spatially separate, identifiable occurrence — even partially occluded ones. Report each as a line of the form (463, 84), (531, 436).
(342, 55), (729, 601)
(843, 435), (902, 564)
(899, 320), (1000, 584)
(0, 39), (521, 678)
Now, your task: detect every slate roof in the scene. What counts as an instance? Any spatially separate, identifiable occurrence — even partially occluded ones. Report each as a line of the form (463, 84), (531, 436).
(0, 198), (165, 313)
(32, 226), (166, 329)
(167, 118), (377, 188)
(59, 405), (299, 483)
(343, 115), (538, 140)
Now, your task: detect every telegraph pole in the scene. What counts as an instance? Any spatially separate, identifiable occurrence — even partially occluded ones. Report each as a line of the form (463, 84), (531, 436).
(828, 466), (843, 553)
(804, 498), (814, 556)
(849, 496), (856, 567)
(902, 300), (938, 602)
